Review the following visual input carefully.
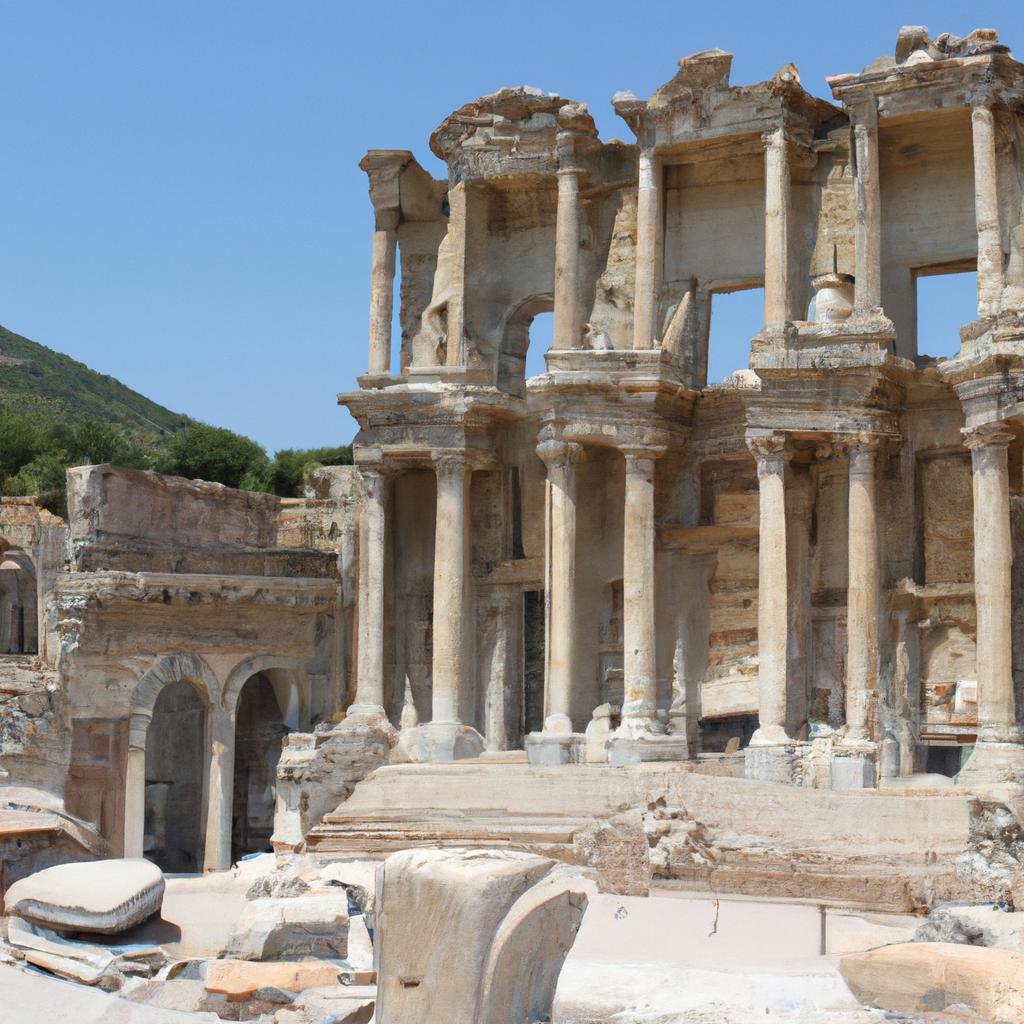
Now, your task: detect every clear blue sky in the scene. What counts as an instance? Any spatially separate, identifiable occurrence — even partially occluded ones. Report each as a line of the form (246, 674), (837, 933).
(1, 2), (1020, 452)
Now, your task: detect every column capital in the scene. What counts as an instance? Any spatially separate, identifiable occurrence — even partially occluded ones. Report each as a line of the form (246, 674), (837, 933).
(835, 432), (884, 464)
(761, 126), (788, 149)
(746, 433), (789, 472)
(536, 438), (584, 471)
(431, 448), (471, 479)
(963, 422), (1014, 452)
(621, 444), (667, 469)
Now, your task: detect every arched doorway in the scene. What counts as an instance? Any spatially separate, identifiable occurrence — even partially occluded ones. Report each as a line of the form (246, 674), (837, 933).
(231, 671), (294, 861)
(144, 679), (207, 872)
(498, 294), (553, 395)
(0, 548), (37, 654)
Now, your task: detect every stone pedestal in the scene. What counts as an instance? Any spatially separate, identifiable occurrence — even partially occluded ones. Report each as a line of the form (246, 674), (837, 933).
(744, 742), (809, 785)
(416, 721), (486, 762)
(956, 742), (1024, 787)
(831, 746), (877, 790)
(607, 734), (690, 765)
(525, 731), (583, 766)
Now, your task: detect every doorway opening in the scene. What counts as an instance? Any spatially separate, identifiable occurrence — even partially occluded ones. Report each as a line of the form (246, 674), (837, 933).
(0, 547), (37, 654)
(144, 680), (206, 872)
(231, 672), (292, 861)
(915, 266), (977, 362)
(705, 286), (764, 386)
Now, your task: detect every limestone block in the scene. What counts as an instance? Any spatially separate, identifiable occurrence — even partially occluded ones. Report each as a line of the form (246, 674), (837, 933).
(3, 857), (164, 934)
(915, 904), (1024, 952)
(204, 959), (342, 1001)
(0, 962), (221, 1023)
(5, 915), (166, 988)
(375, 848), (593, 1024)
(226, 893), (349, 961)
(830, 750), (876, 790)
(571, 812), (650, 897)
(840, 941), (1024, 1022)
(273, 718), (398, 850)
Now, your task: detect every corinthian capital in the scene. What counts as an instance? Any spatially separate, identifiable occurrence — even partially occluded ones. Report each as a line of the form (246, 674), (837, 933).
(962, 422), (1014, 452)
(746, 433), (789, 474)
(536, 438), (583, 472)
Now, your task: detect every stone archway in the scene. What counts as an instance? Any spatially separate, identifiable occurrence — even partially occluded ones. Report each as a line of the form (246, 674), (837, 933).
(223, 656), (307, 863)
(0, 547), (37, 655)
(123, 654), (222, 871)
(497, 293), (554, 396)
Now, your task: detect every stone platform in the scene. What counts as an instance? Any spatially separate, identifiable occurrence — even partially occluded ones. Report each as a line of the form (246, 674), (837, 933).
(306, 759), (983, 911)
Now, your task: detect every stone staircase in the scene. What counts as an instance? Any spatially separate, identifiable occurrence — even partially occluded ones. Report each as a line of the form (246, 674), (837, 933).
(305, 760), (981, 910)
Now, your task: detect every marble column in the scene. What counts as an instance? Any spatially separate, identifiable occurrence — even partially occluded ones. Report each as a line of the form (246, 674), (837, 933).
(632, 148), (662, 350)
(484, 590), (515, 751)
(430, 452), (471, 724)
(620, 448), (662, 731)
(553, 134), (583, 351)
(122, 742), (147, 858)
(418, 451), (485, 760)
(852, 101), (882, 314)
(350, 465), (388, 717)
(972, 105), (1005, 318)
(965, 425), (1019, 746)
(763, 128), (792, 326)
(536, 439), (582, 732)
(844, 435), (881, 744)
(748, 435), (791, 746)
(202, 709), (235, 872)
(367, 210), (399, 375)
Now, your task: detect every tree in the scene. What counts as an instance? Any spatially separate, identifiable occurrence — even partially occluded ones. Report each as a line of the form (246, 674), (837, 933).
(156, 423), (268, 489)
(261, 445), (353, 498)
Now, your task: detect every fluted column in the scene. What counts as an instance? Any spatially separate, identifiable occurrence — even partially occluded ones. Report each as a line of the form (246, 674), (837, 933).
(537, 439), (582, 732)
(632, 148), (662, 350)
(763, 128), (792, 326)
(972, 105), (1004, 318)
(749, 435), (791, 745)
(965, 425), (1019, 745)
(553, 133), (583, 351)
(620, 447), (663, 731)
(430, 451), (472, 724)
(852, 100), (882, 314)
(351, 465), (388, 716)
(844, 435), (882, 743)
(367, 210), (399, 375)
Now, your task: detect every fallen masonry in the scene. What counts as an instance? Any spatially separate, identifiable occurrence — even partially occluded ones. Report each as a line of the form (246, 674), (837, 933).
(4, 21), (1024, 1023)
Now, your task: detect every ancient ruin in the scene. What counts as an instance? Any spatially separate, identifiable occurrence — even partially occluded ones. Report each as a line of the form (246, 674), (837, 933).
(5, 23), (1024, 1024)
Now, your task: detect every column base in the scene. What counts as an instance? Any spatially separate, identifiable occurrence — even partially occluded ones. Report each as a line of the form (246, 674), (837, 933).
(525, 731), (584, 766)
(416, 722), (486, 762)
(747, 723), (791, 747)
(956, 741), (1024, 787)
(338, 707), (399, 740)
(831, 742), (877, 790)
(744, 742), (810, 784)
(607, 733), (690, 765)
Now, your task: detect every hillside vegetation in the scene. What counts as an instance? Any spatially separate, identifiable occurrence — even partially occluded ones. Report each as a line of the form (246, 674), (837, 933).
(0, 324), (351, 513)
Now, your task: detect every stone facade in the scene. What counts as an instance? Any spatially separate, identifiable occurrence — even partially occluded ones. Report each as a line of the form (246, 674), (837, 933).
(3, 24), (1024, 897)
(342, 28), (1024, 787)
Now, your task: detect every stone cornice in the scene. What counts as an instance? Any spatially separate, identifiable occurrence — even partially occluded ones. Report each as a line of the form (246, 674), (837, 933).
(54, 571), (339, 611)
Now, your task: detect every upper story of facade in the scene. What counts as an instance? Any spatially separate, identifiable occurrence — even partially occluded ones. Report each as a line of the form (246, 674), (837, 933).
(345, 26), (1024, 447)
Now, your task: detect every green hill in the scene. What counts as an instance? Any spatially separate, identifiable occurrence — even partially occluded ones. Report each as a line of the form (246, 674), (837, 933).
(0, 324), (191, 437)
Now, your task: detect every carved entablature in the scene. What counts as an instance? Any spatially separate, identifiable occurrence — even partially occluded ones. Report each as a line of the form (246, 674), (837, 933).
(828, 27), (1024, 118)
(613, 49), (844, 156)
(429, 87), (603, 185)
